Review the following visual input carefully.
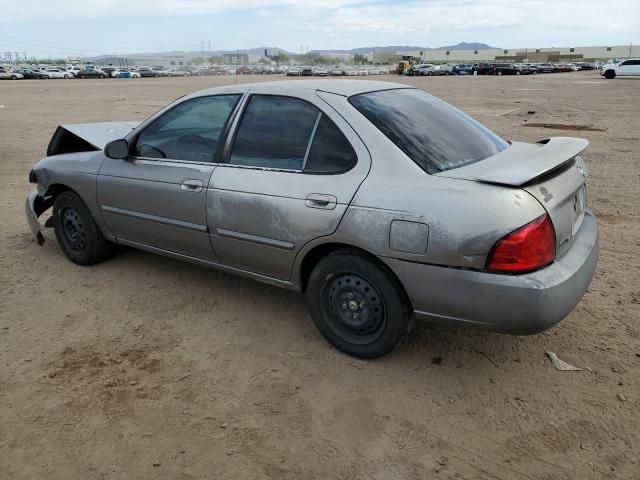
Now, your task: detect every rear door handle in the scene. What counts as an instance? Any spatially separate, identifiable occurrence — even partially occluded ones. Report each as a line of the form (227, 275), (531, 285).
(305, 193), (337, 210)
(181, 179), (203, 192)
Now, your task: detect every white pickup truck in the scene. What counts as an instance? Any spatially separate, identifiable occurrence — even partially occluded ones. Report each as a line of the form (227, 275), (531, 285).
(600, 59), (640, 79)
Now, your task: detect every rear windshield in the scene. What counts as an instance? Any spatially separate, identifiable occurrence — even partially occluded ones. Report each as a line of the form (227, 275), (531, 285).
(349, 88), (508, 173)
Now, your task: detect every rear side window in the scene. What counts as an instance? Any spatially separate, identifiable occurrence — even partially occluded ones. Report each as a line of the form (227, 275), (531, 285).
(230, 95), (319, 170)
(349, 89), (508, 174)
(304, 116), (357, 174)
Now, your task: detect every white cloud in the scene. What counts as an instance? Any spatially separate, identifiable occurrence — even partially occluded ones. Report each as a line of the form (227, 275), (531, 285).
(0, 0), (637, 53)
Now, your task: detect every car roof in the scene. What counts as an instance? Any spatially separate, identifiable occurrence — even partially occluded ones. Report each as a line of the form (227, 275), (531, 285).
(192, 80), (413, 98)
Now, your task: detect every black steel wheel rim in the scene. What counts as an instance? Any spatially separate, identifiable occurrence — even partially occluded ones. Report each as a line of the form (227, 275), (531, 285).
(61, 208), (86, 251)
(323, 272), (386, 345)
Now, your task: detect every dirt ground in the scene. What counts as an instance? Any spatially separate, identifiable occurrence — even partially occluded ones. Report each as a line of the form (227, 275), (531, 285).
(1, 72), (639, 480)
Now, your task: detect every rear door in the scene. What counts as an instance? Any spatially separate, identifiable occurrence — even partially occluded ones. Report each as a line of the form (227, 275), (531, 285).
(207, 91), (370, 280)
(618, 59), (640, 75)
(97, 94), (241, 261)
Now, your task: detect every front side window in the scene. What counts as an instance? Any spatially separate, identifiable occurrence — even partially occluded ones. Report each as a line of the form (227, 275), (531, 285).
(229, 95), (319, 170)
(349, 88), (508, 174)
(135, 95), (240, 162)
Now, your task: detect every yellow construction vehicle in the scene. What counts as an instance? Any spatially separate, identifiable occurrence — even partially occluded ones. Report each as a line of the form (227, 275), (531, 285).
(397, 60), (413, 75)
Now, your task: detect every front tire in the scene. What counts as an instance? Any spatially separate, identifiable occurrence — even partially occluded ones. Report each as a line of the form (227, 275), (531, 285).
(305, 250), (410, 359)
(604, 70), (616, 79)
(53, 191), (113, 265)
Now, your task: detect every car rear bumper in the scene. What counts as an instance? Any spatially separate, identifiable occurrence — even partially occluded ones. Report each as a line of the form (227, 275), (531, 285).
(383, 210), (599, 334)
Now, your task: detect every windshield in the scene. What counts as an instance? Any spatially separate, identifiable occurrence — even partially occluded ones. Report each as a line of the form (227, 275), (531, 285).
(349, 88), (508, 174)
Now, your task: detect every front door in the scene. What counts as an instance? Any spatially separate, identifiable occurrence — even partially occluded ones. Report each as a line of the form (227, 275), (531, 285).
(207, 92), (370, 280)
(97, 94), (241, 261)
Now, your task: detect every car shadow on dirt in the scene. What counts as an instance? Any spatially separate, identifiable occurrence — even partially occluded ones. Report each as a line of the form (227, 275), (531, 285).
(106, 246), (525, 371)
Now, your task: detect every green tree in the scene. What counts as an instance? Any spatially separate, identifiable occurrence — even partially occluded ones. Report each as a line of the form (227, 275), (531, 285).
(207, 55), (225, 64)
(353, 53), (366, 65)
(278, 52), (290, 64)
(191, 56), (206, 65)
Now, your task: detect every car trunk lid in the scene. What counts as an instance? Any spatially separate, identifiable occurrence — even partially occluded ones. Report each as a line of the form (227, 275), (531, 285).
(437, 137), (589, 258)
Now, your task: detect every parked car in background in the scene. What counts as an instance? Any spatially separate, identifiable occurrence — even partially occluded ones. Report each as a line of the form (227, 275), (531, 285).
(313, 67), (329, 77)
(99, 67), (118, 77)
(536, 63), (558, 73)
(519, 63), (540, 74)
(76, 67), (108, 79)
(472, 63), (498, 75)
(113, 69), (140, 78)
(43, 68), (71, 79)
(137, 67), (161, 77)
(65, 67), (82, 77)
(11, 68), (46, 79)
(197, 66), (227, 76)
(422, 65), (451, 76)
(574, 62), (594, 71)
(236, 66), (252, 75)
(26, 80), (598, 359)
(492, 64), (517, 75)
(514, 64), (536, 75)
(452, 64), (472, 75)
(554, 64), (573, 73)
(286, 67), (302, 76)
(300, 67), (313, 76)
(403, 64), (432, 76)
(600, 58), (640, 79)
(344, 67), (358, 76)
(330, 66), (344, 76)
(0, 67), (24, 80)
(167, 68), (191, 77)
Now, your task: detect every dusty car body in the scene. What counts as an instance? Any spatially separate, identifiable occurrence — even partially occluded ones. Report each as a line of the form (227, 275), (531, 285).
(26, 80), (598, 358)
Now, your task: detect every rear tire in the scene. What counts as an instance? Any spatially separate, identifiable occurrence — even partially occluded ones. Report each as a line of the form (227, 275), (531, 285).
(53, 191), (114, 265)
(305, 249), (410, 359)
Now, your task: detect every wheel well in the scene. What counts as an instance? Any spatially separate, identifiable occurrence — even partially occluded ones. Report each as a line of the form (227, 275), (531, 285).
(299, 243), (412, 309)
(44, 183), (72, 199)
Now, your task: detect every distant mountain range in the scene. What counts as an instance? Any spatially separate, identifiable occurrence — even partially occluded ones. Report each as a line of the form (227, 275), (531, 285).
(93, 42), (496, 62)
(314, 43), (496, 54)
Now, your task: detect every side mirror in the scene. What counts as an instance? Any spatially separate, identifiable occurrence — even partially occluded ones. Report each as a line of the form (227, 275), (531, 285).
(104, 138), (129, 159)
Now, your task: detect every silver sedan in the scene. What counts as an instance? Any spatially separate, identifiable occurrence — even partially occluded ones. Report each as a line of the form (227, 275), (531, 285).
(26, 80), (598, 358)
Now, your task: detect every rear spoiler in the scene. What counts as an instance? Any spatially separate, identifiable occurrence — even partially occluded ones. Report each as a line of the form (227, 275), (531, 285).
(437, 137), (589, 187)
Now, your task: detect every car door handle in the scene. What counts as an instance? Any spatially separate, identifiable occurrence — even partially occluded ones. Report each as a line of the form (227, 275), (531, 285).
(305, 193), (337, 210)
(181, 179), (203, 192)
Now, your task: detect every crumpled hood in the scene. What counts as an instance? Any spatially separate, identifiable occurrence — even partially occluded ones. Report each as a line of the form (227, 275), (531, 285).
(58, 121), (140, 150)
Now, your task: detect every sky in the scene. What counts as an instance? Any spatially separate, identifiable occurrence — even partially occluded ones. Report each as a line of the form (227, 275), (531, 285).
(0, 0), (638, 58)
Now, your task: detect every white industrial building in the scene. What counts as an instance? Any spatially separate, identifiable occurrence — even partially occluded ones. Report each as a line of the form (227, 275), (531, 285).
(397, 44), (639, 64)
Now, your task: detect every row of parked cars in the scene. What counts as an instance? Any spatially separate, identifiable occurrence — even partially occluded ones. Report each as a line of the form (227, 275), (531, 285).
(285, 65), (392, 77)
(402, 61), (601, 76)
(0, 64), (239, 80)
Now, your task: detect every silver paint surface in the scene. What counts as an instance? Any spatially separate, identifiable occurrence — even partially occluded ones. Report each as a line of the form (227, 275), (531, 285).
(26, 80), (599, 334)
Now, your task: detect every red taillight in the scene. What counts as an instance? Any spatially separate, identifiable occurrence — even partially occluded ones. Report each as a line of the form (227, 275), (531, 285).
(487, 214), (556, 273)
